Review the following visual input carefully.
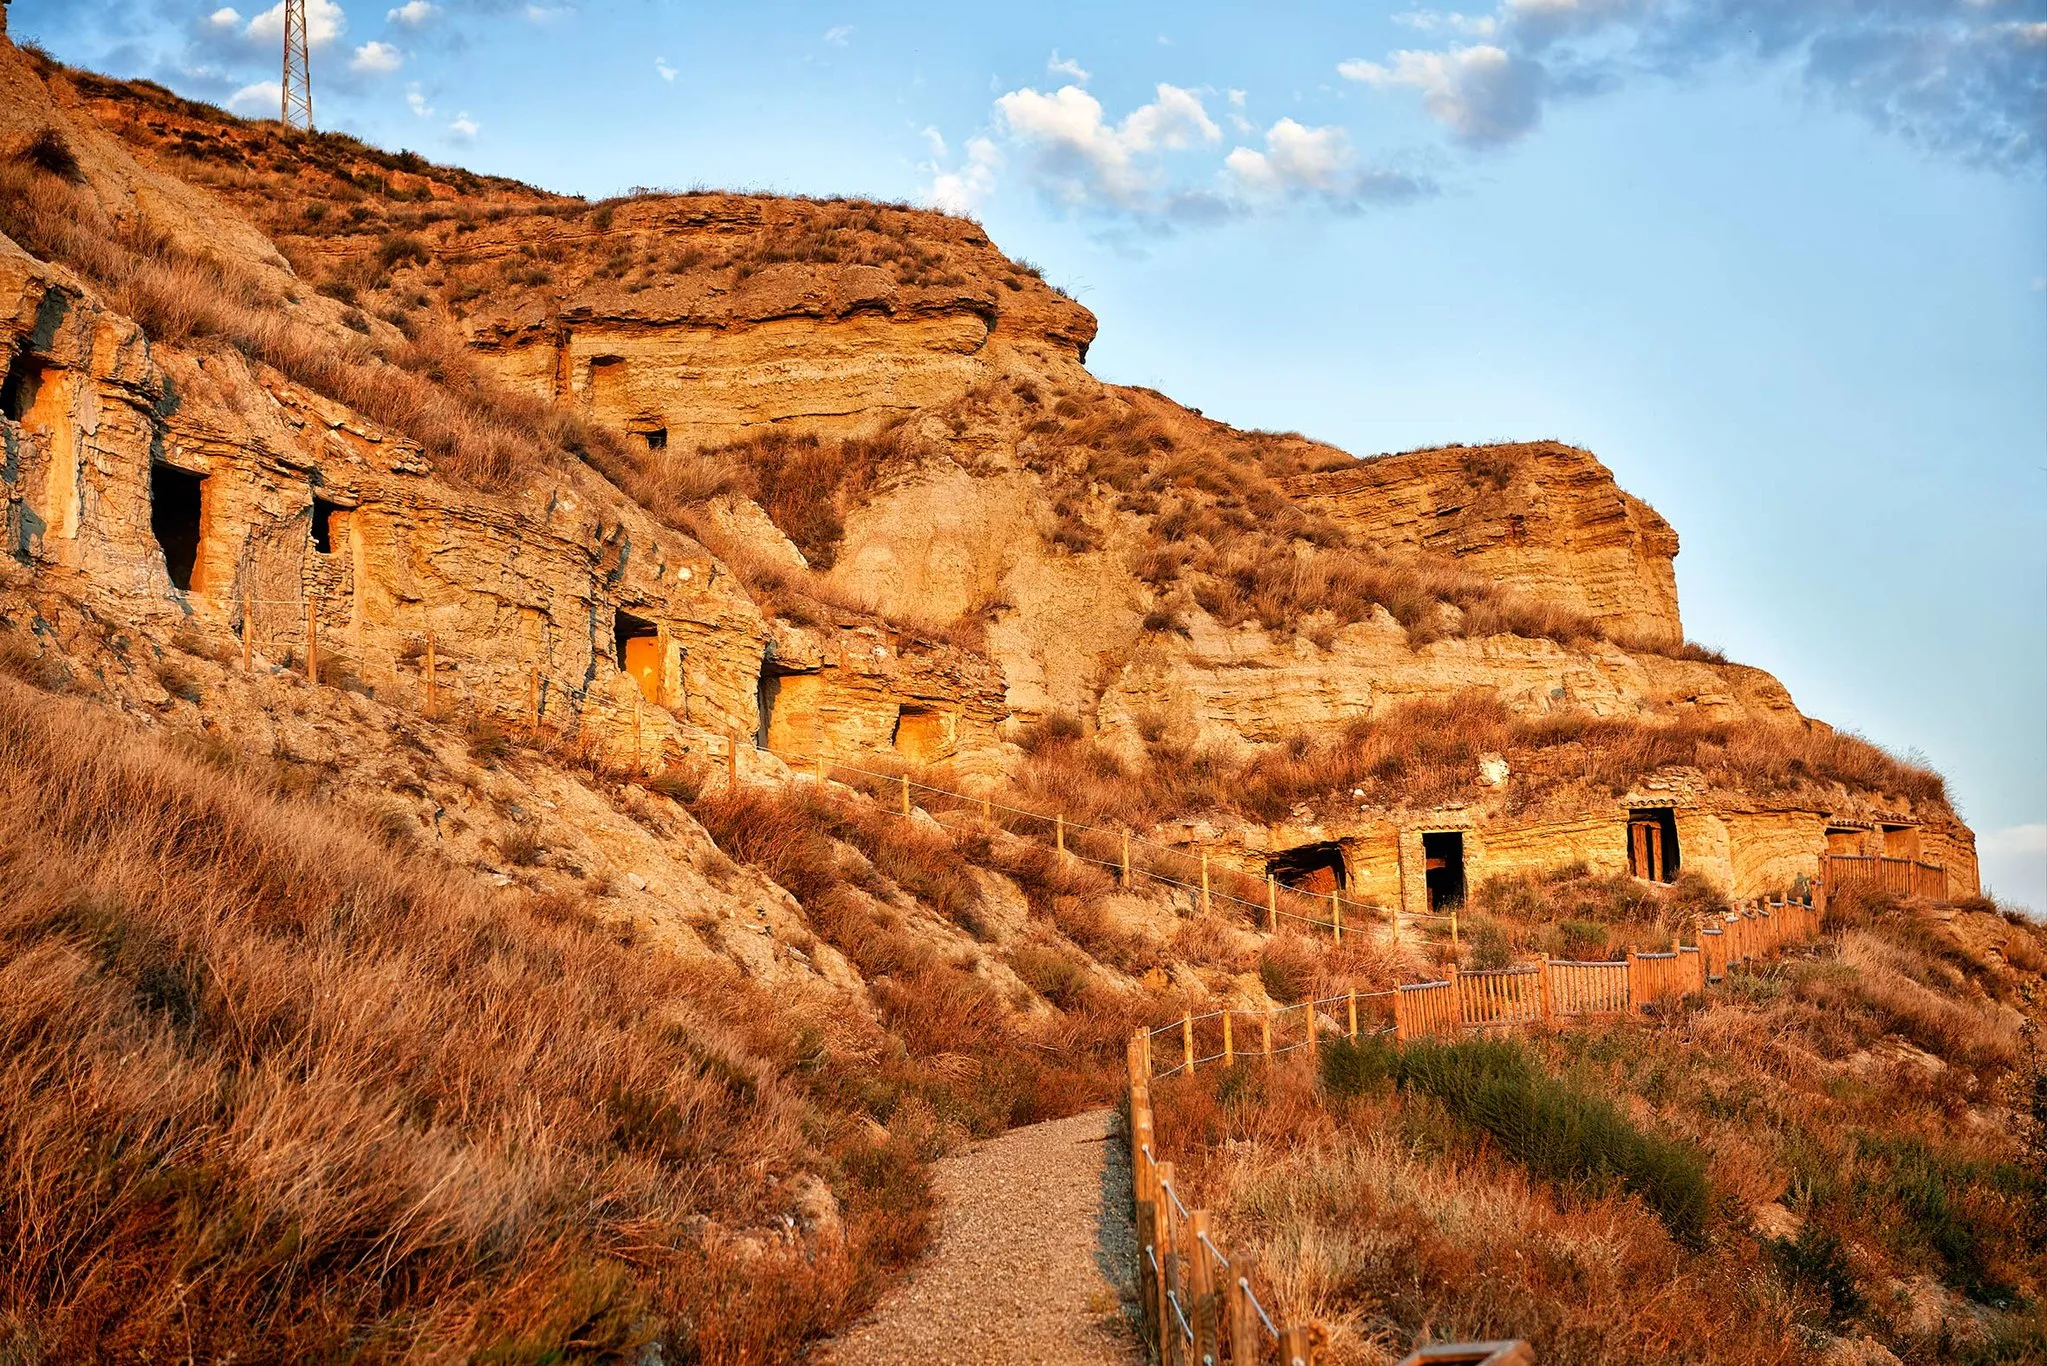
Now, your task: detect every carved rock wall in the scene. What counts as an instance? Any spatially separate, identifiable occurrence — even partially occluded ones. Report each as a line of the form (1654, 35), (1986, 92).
(1286, 442), (1684, 646)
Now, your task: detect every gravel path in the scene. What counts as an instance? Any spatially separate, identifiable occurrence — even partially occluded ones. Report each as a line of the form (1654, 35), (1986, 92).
(817, 1107), (1141, 1366)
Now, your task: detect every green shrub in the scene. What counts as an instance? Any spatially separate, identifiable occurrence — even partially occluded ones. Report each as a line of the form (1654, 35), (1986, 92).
(1395, 1036), (1711, 1244)
(1770, 1223), (1862, 1325)
(1320, 1034), (1396, 1098)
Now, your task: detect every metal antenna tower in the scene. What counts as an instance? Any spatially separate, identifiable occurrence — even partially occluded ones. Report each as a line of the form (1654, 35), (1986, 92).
(281, 0), (313, 131)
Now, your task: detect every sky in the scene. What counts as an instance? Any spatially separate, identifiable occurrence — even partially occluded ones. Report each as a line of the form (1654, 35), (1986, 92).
(13, 0), (2047, 909)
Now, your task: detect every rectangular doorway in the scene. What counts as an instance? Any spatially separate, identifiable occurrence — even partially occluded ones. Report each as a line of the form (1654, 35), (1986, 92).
(151, 465), (206, 591)
(1628, 808), (1680, 884)
(614, 608), (660, 702)
(1423, 831), (1465, 912)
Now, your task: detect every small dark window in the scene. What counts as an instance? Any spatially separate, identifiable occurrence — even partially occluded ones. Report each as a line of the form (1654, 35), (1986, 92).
(1423, 831), (1466, 912)
(1628, 808), (1680, 883)
(1268, 841), (1347, 894)
(311, 497), (341, 554)
(641, 427), (667, 451)
(151, 465), (205, 591)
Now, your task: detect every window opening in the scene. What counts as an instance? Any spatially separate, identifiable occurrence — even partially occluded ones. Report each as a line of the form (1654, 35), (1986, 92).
(1267, 841), (1348, 895)
(151, 464), (205, 592)
(1423, 831), (1466, 913)
(310, 497), (344, 555)
(1627, 808), (1680, 883)
(1, 350), (43, 422)
(890, 704), (948, 762)
(614, 608), (660, 703)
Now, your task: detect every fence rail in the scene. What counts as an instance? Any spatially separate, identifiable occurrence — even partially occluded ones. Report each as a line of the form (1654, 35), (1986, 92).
(1822, 854), (1946, 901)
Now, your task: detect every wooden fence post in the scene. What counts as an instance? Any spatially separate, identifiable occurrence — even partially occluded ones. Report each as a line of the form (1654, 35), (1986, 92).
(305, 598), (319, 683)
(1280, 1324), (1312, 1366)
(1154, 1161), (1177, 1364)
(1183, 1010), (1195, 1075)
(1331, 887), (1342, 944)
(1188, 1209), (1217, 1362)
(900, 771), (911, 818)
(1627, 949), (1644, 1015)
(1348, 989), (1358, 1039)
(1447, 963), (1462, 1030)
(1222, 1010), (1235, 1065)
(1539, 953), (1554, 1029)
(1267, 876), (1277, 932)
(1056, 812), (1065, 856)
(1122, 831), (1131, 886)
(1393, 986), (1408, 1043)
(1304, 1000), (1318, 1061)
(1227, 1254), (1260, 1365)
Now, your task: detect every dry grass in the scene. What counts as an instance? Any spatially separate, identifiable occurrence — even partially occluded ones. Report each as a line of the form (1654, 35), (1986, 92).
(682, 782), (1171, 1135)
(0, 678), (939, 1361)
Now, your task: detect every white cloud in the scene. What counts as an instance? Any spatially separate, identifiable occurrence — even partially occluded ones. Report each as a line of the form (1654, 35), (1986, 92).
(350, 40), (403, 74)
(245, 0), (344, 47)
(386, 0), (436, 25)
(920, 125), (948, 159)
(228, 80), (283, 114)
(1225, 118), (1355, 193)
(1981, 823), (2047, 856)
(1224, 117), (1436, 207)
(654, 56), (677, 82)
(405, 82), (433, 116)
(1393, 8), (1501, 37)
(207, 7), (242, 30)
(524, 5), (570, 21)
(1340, 44), (1545, 143)
(994, 82), (1220, 209)
(448, 111), (480, 140)
(926, 135), (1002, 214)
(823, 24), (853, 45)
(1047, 50), (1090, 83)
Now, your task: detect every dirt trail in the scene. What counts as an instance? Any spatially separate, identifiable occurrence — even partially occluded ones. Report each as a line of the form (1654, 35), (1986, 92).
(817, 1107), (1140, 1366)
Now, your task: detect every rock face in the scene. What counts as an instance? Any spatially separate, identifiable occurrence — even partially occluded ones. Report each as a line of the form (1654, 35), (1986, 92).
(1285, 442), (1684, 646)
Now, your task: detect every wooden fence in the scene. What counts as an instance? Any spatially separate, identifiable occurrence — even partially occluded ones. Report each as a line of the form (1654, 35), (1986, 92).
(1129, 889), (1828, 1360)
(1822, 854), (1946, 901)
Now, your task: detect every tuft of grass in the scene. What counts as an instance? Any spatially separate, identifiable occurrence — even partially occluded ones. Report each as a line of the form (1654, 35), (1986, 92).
(1395, 1035), (1712, 1244)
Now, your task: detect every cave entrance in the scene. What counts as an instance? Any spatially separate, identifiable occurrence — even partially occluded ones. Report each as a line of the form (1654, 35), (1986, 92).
(1628, 808), (1680, 884)
(640, 427), (667, 451)
(1826, 826), (1868, 856)
(1423, 831), (1465, 913)
(310, 497), (349, 555)
(1882, 824), (1921, 860)
(151, 465), (206, 592)
(890, 704), (949, 763)
(1267, 841), (1347, 895)
(1, 349), (44, 421)
(614, 608), (660, 703)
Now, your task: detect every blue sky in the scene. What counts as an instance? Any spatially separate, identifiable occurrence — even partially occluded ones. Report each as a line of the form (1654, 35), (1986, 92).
(15, 0), (2047, 909)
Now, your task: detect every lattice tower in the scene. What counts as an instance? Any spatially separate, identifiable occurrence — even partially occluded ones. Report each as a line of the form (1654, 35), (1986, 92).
(281, 0), (313, 131)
